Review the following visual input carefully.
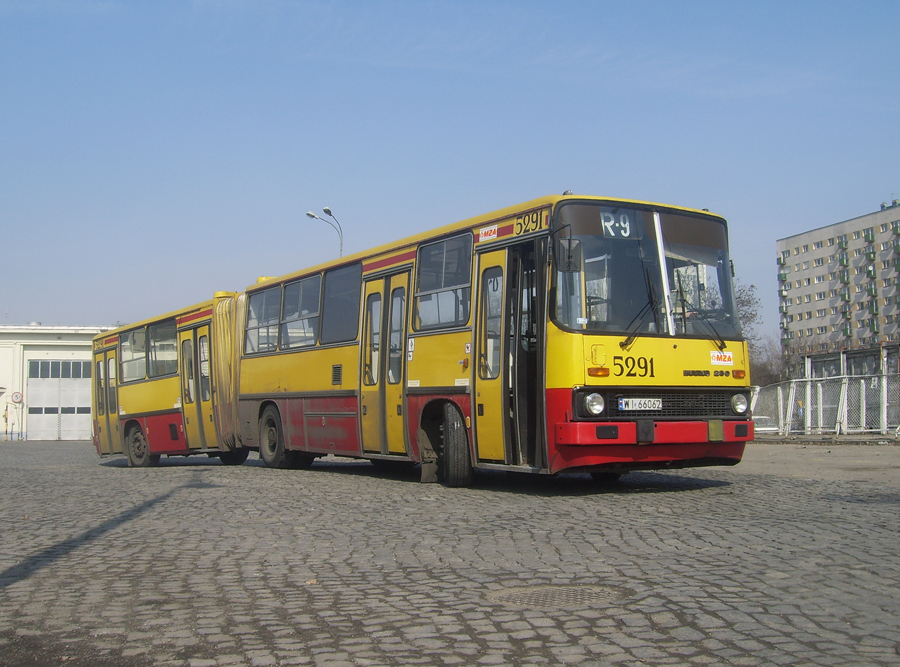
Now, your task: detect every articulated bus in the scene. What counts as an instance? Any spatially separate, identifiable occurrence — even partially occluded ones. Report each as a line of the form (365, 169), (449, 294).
(92, 293), (248, 466)
(93, 194), (754, 485)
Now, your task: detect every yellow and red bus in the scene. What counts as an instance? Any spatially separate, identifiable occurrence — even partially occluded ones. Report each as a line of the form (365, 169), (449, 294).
(92, 293), (247, 466)
(94, 194), (753, 485)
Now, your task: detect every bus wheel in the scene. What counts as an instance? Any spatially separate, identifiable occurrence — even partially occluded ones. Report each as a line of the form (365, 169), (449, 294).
(442, 403), (473, 488)
(259, 406), (290, 469)
(219, 449), (249, 466)
(127, 426), (159, 467)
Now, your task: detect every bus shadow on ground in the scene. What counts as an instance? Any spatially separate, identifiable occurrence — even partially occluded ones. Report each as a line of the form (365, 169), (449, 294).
(97, 454), (732, 495)
(304, 458), (733, 495)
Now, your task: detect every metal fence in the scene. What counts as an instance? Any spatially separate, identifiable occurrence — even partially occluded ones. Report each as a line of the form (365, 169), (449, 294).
(752, 374), (900, 435)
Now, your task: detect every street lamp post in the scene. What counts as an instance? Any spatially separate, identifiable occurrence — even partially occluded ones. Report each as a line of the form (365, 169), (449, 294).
(306, 208), (344, 257)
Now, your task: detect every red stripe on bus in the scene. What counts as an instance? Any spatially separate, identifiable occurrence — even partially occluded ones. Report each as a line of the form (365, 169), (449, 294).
(103, 336), (117, 345)
(178, 308), (213, 325)
(364, 249), (417, 272)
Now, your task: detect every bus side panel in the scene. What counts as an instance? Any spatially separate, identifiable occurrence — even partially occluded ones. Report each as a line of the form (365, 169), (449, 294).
(285, 397), (307, 452)
(139, 411), (188, 455)
(304, 396), (360, 455)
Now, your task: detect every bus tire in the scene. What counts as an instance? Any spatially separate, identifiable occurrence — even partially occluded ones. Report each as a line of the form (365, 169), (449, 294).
(219, 449), (249, 466)
(127, 425), (159, 467)
(442, 403), (472, 488)
(259, 406), (290, 469)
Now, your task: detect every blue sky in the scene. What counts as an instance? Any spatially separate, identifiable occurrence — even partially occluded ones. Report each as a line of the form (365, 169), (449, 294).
(1, 1), (898, 336)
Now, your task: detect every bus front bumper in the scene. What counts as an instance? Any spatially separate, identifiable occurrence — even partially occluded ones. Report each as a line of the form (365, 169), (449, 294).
(555, 419), (754, 446)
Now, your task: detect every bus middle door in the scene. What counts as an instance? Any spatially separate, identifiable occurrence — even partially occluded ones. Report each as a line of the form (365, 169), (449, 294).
(94, 348), (121, 454)
(360, 272), (409, 456)
(179, 325), (215, 450)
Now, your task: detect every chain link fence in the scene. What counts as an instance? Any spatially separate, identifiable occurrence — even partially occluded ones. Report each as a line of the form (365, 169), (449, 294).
(752, 374), (900, 435)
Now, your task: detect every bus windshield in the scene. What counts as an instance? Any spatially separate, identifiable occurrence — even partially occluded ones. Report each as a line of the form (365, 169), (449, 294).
(553, 202), (741, 341)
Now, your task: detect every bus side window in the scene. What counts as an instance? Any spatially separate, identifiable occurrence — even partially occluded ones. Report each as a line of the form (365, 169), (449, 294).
(363, 293), (381, 385)
(198, 335), (211, 401)
(320, 263), (363, 345)
(414, 233), (473, 330)
(107, 358), (117, 413)
(479, 267), (503, 379)
(95, 360), (105, 415)
(387, 287), (405, 384)
(182, 339), (195, 404)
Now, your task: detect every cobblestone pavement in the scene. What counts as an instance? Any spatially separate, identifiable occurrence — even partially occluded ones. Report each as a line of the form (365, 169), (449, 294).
(0, 441), (898, 667)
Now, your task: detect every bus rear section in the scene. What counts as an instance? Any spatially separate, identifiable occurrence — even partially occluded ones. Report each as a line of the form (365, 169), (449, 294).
(91, 293), (247, 466)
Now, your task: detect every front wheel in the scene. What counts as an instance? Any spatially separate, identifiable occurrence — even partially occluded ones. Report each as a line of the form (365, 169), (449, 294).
(442, 403), (472, 488)
(127, 426), (159, 467)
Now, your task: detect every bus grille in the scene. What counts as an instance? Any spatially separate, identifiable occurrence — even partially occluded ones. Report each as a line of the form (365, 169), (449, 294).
(609, 390), (736, 419)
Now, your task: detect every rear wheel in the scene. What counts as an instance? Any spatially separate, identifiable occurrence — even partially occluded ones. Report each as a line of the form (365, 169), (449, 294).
(442, 403), (472, 488)
(127, 426), (159, 467)
(259, 406), (290, 469)
(219, 449), (249, 466)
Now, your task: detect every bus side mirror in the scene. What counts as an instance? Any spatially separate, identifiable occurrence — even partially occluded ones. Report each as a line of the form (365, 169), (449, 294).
(556, 238), (583, 273)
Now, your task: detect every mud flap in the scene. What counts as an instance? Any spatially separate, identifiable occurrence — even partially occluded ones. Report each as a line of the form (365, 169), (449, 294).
(418, 428), (438, 483)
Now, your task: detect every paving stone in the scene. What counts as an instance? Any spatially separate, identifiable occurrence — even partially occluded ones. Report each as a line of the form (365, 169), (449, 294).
(1, 442), (899, 666)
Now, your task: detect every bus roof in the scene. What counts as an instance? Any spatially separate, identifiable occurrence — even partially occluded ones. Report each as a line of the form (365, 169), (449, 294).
(92, 292), (238, 345)
(248, 194), (724, 291)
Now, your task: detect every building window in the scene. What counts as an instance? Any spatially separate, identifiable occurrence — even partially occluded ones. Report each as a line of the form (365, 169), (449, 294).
(828, 238), (836, 246)
(794, 247), (800, 255)
(854, 231), (861, 239)
(817, 309), (826, 318)
(805, 294), (812, 302)
(831, 307), (838, 315)
(882, 223), (890, 233)
(817, 326), (827, 334)
(814, 257), (824, 266)
(803, 244), (809, 252)
(815, 275), (825, 283)
(782, 249), (791, 259)
(814, 241), (823, 249)
(815, 291), (826, 300)
(830, 289), (838, 297)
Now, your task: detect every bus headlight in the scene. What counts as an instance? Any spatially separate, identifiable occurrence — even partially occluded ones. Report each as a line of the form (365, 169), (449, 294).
(585, 393), (605, 416)
(731, 394), (749, 414)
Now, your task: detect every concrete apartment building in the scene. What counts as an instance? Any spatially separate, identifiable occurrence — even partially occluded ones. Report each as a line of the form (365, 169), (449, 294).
(777, 200), (900, 378)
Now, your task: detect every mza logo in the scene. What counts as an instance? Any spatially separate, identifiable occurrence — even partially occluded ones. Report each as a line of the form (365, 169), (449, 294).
(479, 225), (498, 243)
(710, 351), (733, 366)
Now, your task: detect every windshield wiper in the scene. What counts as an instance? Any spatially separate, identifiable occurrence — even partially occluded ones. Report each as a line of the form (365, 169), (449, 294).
(674, 273), (726, 351)
(620, 267), (662, 350)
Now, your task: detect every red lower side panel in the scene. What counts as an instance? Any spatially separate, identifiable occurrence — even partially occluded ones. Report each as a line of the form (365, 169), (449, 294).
(122, 412), (186, 455)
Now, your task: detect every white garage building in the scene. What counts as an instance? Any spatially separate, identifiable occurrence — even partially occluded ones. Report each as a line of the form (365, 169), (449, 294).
(0, 324), (111, 440)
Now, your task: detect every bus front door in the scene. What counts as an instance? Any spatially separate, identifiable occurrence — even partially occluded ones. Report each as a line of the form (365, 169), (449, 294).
(95, 349), (120, 455)
(360, 273), (409, 456)
(474, 240), (544, 468)
(179, 325), (216, 450)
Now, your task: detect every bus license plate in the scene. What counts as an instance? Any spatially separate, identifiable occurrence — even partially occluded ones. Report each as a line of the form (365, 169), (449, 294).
(618, 398), (662, 411)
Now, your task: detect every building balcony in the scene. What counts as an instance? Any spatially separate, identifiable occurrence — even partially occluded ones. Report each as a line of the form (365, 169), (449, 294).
(865, 230), (876, 243)
(778, 272), (788, 282)
(838, 256), (849, 266)
(838, 239), (849, 249)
